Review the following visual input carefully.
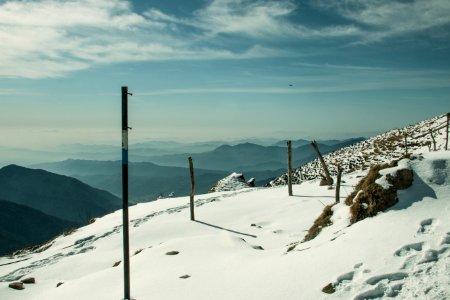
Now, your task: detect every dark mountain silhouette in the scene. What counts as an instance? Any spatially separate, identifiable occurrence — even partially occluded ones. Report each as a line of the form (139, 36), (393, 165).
(0, 165), (121, 224)
(32, 160), (284, 201)
(0, 199), (77, 256)
(32, 160), (230, 201)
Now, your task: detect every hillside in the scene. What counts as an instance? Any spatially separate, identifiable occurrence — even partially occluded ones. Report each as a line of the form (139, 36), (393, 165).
(0, 200), (76, 256)
(269, 114), (449, 186)
(0, 140), (448, 299)
(0, 165), (121, 224)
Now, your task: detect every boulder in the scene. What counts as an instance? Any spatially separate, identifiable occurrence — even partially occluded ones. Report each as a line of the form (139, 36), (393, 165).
(9, 282), (24, 290)
(21, 277), (35, 284)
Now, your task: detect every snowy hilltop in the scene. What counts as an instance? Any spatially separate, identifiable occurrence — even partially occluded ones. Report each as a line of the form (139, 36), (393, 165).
(269, 114), (448, 186)
(0, 114), (449, 300)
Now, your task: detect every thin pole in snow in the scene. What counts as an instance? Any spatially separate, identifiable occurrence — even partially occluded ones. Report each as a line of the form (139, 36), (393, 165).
(287, 140), (293, 196)
(122, 86), (132, 300)
(189, 157), (196, 221)
(445, 112), (449, 151)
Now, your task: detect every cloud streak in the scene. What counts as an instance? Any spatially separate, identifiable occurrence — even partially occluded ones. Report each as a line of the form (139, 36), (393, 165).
(315, 0), (450, 42)
(0, 0), (449, 78)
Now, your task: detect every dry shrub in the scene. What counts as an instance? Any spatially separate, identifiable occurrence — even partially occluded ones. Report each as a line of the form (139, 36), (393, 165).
(304, 204), (336, 242)
(349, 184), (397, 223)
(346, 160), (413, 224)
(345, 163), (392, 206)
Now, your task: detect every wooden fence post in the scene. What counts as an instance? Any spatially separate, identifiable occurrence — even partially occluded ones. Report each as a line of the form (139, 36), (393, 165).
(311, 141), (333, 186)
(446, 112), (450, 151)
(287, 140), (293, 196)
(188, 157), (195, 221)
(429, 129), (436, 151)
(404, 134), (408, 156)
(335, 166), (343, 203)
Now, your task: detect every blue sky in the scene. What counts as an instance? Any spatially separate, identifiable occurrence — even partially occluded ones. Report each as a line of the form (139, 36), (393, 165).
(0, 0), (449, 148)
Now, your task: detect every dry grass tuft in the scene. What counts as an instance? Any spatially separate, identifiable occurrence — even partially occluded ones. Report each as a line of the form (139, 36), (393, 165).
(303, 204), (336, 242)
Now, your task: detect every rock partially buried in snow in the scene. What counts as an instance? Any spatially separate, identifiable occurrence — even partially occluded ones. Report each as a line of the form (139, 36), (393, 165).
(166, 251), (179, 256)
(179, 275), (190, 279)
(208, 172), (252, 193)
(9, 282), (24, 290)
(21, 277), (35, 284)
(112, 261), (121, 267)
(322, 283), (336, 294)
(56, 282), (64, 288)
(252, 245), (264, 250)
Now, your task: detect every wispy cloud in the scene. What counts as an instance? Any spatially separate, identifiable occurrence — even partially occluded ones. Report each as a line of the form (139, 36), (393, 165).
(0, 0), (295, 78)
(315, 0), (450, 42)
(1, 0), (449, 78)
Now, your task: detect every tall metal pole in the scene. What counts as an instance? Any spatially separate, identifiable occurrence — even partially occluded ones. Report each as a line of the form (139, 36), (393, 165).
(121, 86), (131, 300)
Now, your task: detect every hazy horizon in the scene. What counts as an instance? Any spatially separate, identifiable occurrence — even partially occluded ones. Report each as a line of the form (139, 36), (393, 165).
(1, 0), (449, 149)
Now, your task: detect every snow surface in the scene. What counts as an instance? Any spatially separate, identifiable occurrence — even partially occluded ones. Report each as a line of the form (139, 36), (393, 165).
(1, 150), (449, 300)
(1, 115), (449, 300)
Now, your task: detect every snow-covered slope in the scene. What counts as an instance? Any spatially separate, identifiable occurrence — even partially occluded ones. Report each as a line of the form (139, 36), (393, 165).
(1, 148), (449, 299)
(269, 114), (448, 186)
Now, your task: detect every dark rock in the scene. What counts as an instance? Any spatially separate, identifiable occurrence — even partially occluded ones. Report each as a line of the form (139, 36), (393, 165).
(21, 277), (35, 284)
(57, 282), (64, 288)
(252, 245), (264, 250)
(250, 224), (256, 227)
(319, 177), (328, 186)
(9, 282), (24, 290)
(179, 275), (190, 279)
(322, 283), (336, 294)
(166, 251), (179, 256)
(113, 261), (121, 267)
(247, 178), (255, 187)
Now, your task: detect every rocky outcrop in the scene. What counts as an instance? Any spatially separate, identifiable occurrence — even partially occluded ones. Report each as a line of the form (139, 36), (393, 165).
(209, 173), (254, 193)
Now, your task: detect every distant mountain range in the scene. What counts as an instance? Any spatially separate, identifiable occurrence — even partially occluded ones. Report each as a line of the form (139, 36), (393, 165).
(31, 138), (364, 201)
(0, 165), (121, 224)
(141, 138), (365, 171)
(31, 160), (278, 202)
(0, 199), (76, 256)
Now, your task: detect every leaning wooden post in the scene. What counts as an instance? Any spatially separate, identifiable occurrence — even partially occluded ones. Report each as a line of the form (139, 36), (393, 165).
(445, 112), (450, 151)
(287, 140), (293, 196)
(429, 129), (436, 151)
(188, 157), (195, 221)
(335, 166), (343, 203)
(311, 141), (333, 185)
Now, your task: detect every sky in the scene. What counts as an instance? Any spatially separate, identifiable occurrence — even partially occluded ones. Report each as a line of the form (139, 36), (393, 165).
(1, 0), (450, 148)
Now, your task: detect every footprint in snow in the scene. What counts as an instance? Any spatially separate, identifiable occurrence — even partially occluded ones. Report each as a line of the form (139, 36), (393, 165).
(394, 242), (424, 257)
(417, 218), (436, 235)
